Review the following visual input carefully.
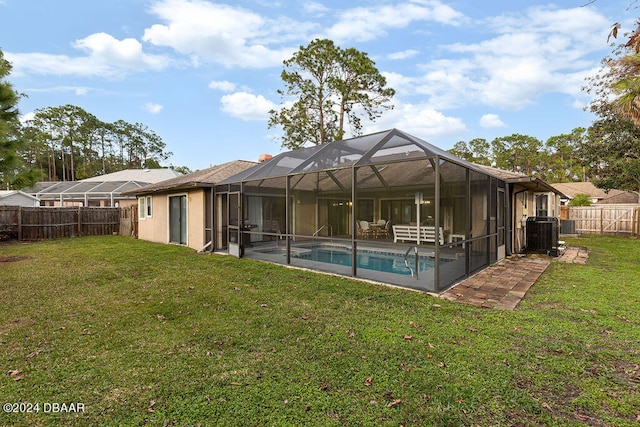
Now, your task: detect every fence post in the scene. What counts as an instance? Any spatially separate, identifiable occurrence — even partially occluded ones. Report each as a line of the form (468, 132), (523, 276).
(78, 206), (82, 237)
(17, 206), (22, 241)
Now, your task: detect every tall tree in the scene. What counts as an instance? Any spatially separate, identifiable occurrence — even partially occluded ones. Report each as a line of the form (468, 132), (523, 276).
(544, 128), (589, 183)
(26, 105), (96, 181)
(24, 107), (174, 180)
(448, 138), (491, 165)
(588, 20), (640, 126)
(448, 140), (473, 162)
(0, 49), (40, 189)
(491, 134), (544, 176)
(269, 39), (395, 149)
(583, 20), (640, 194)
(583, 114), (640, 194)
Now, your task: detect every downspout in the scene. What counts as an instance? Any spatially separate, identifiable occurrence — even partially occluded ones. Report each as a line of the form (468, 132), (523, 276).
(209, 186), (215, 252)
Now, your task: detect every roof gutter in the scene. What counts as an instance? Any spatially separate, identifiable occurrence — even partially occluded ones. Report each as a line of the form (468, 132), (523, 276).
(505, 176), (567, 198)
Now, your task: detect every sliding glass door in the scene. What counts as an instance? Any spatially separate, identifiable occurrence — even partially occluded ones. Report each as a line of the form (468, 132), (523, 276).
(169, 195), (187, 245)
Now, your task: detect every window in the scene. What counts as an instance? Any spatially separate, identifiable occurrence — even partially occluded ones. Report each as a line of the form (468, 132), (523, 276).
(535, 194), (548, 217)
(146, 196), (152, 218)
(138, 197), (146, 219)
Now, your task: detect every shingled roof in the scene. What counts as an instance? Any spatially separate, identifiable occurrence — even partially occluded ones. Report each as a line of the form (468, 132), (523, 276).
(82, 168), (182, 182)
(475, 164), (565, 196)
(552, 182), (639, 204)
(126, 160), (257, 195)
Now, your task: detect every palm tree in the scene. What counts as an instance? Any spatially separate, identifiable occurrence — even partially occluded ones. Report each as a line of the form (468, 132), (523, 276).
(610, 53), (640, 126)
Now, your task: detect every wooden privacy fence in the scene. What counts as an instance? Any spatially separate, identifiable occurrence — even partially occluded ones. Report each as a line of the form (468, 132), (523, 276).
(119, 205), (138, 237)
(568, 205), (640, 236)
(0, 206), (138, 241)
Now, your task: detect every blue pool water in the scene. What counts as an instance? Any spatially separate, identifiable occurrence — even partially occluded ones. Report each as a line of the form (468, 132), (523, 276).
(299, 246), (436, 275)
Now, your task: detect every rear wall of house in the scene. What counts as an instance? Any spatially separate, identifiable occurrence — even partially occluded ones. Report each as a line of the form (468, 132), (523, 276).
(137, 189), (206, 251)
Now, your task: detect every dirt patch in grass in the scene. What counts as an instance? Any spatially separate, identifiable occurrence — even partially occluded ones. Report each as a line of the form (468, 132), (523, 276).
(0, 316), (34, 336)
(614, 360), (640, 387)
(0, 255), (31, 263)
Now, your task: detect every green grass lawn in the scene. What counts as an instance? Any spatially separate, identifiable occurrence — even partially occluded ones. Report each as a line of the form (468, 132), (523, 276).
(0, 235), (638, 426)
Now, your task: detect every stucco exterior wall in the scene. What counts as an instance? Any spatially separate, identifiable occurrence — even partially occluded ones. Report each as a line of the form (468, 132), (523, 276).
(187, 190), (206, 250)
(137, 188), (206, 251)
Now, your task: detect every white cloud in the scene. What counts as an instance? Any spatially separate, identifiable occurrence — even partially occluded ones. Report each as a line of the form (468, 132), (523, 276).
(303, 1), (329, 16)
(142, 0), (300, 68)
(6, 32), (172, 78)
(20, 85), (91, 95)
(396, 5), (611, 112)
(208, 80), (236, 92)
(220, 92), (277, 121)
(479, 114), (506, 128)
(364, 101), (467, 140)
(325, 0), (466, 42)
(7, 52), (112, 77)
(19, 112), (35, 124)
(387, 49), (420, 61)
(144, 102), (164, 114)
(77, 34), (142, 65)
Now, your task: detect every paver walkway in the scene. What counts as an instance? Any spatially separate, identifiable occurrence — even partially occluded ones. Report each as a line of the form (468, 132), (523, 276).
(557, 246), (589, 264)
(440, 247), (589, 310)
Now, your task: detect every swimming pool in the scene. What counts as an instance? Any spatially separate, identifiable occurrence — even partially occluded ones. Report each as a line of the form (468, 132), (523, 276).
(258, 244), (439, 275)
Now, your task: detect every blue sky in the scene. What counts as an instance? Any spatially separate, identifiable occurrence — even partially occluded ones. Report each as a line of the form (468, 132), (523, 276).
(0, 0), (635, 170)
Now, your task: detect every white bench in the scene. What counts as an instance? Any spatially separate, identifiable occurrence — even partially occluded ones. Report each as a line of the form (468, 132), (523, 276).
(392, 225), (444, 245)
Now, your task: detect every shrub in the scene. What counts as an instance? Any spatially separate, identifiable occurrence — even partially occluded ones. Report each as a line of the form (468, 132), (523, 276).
(568, 193), (593, 206)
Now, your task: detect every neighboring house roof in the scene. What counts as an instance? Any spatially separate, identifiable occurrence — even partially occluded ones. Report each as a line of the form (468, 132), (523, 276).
(0, 190), (39, 200)
(0, 190), (40, 206)
(126, 160), (258, 195)
(82, 168), (182, 183)
(551, 182), (639, 204)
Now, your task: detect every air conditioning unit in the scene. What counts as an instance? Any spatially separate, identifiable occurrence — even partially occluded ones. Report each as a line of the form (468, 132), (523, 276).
(526, 216), (560, 256)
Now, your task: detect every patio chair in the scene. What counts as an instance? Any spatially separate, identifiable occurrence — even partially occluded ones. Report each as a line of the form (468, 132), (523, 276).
(375, 220), (391, 239)
(359, 220), (373, 239)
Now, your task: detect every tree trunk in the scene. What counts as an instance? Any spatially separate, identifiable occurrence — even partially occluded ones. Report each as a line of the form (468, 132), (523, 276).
(69, 132), (75, 181)
(101, 133), (106, 175)
(61, 142), (66, 182)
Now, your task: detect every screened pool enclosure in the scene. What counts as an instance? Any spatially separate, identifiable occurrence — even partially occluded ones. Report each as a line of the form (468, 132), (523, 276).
(215, 129), (507, 293)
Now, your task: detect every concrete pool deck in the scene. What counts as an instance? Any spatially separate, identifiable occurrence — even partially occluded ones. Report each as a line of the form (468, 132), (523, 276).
(440, 247), (589, 310)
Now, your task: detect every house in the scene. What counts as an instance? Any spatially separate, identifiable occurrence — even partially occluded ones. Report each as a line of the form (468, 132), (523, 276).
(551, 182), (640, 205)
(0, 190), (40, 207)
(126, 160), (256, 251)
(213, 129), (565, 293)
(24, 169), (182, 207)
(477, 164), (565, 254)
